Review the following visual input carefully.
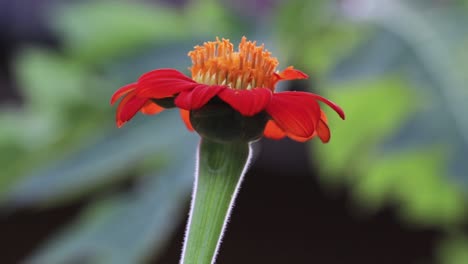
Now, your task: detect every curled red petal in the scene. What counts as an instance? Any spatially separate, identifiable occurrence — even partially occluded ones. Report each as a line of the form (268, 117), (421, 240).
(272, 66), (308, 86)
(138, 68), (194, 83)
(277, 66), (308, 80)
(175, 84), (225, 110)
(266, 91), (321, 138)
(316, 118), (330, 143)
(217, 88), (272, 116)
(136, 69), (198, 99)
(264, 119), (316, 142)
(141, 101), (164, 115)
(116, 91), (147, 127)
(180, 109), (194, 131)
(309, 93), (345, 120)
(111, 83), (137, 105)
(316, 110), (331, 142)
(263, 120), (286, 140)
(287, 110), (330, 142)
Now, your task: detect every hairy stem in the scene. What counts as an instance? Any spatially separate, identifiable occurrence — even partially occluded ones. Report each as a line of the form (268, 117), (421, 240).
(180, 138), (251, 264)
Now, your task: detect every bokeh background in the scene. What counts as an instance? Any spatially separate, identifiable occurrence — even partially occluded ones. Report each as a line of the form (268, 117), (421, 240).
(1, 0), (467, 263)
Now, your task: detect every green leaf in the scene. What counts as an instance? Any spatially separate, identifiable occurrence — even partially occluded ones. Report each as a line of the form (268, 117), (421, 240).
(26, 148), (196, 264)
(184, 0), (239, 36)
(329, 29), (407, 82)
(314, 77), (416, 181)
(312, 76), (466, 227)
(15, 48), (89, 111)
(52, 1), (187, 65)
(275, 0), (365, 74)
(0, 109), (71, 193)
(3, 113), (197, 207)
(367, 0), (468, 149)
(354, 149), (466, 227)
(438, 236), (468, 264)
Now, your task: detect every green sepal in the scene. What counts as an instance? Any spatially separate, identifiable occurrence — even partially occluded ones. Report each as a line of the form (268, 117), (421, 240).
(190, 98), (268, 143)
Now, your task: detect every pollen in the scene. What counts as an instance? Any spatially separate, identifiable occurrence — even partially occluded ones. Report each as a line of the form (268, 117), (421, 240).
(188, 37), (280, 90)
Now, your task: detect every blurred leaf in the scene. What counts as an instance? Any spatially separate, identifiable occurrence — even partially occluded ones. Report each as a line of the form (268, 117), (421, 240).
(185, 0), (240, 36)
(15, 48), (89, 111)
(329, 29), (407, 82)
(13, 47), (112, 148)
(314, 67), (466, 227)
(26, 148), (195, 264)
(52, 1), (187, 65)
(302, 26), (364, 76)
(332, 1), (468, 184)
(354, 149), (466, 227)
(275, 0), (365, 74)
(1, 48), (113, 194)
(438, 235), (468, 264)
(367, 0), (468, 154)
(385, 1), (468, 184)
(314, 77), (416, 181)
(0, 109), (58, 150)
(3, 112), (198, 207)
(313, 74), (466, 227)
(0, 103), (85, 192)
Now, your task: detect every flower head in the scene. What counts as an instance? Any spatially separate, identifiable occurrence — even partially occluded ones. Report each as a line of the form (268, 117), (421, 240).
(111, 37), (345, 143)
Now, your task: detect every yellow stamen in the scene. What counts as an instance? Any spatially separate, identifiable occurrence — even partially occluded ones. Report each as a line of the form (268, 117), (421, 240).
(188, 37), (279, 90)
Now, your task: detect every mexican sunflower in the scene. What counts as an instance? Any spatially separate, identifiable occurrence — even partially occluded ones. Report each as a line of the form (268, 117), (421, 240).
(111, 37), (345, 143)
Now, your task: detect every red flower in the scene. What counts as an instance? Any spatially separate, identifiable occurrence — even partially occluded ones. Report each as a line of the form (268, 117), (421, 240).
(111, 37), (345, 143)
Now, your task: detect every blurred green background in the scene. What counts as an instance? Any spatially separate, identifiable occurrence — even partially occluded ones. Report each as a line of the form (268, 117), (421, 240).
(0, 0), (467, 263)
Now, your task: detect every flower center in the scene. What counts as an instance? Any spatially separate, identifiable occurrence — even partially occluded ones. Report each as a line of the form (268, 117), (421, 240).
(189, 37), (279, 90)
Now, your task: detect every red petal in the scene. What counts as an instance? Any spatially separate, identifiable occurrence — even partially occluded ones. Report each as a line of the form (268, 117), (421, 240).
(276, 66), (308, 80)
(141, 101), (164, 115)
(180, 109), (194, 131)
(263, 107), (331, 143)
(316, 118), (330, 143)
(175, 84), (225, 110)
(266, 91), (321, 138)
(136, 69), (198, 99)
(139, 68), (194, 83)
(272, 66), (308, 87)
(310, 93), (345, 120)
(264, 119), (317, 142)
(287, 110), (329, 142)
(264, 119), (319, 142)
(263, 120), (286, 140)
(111, 83), (137, 105)
(218, 88), (272, 116)
(116, 91), (146, 127)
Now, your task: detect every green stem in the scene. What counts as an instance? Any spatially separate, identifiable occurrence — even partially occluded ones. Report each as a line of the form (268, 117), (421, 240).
(180, 138), (251, 264)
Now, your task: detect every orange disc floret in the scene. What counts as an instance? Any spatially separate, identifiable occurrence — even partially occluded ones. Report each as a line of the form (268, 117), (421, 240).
(188, 37), (280, 90)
